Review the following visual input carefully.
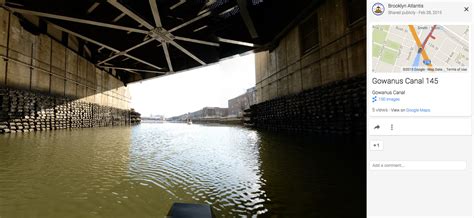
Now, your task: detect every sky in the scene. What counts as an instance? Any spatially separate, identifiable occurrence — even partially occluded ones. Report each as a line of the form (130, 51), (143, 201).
(128, 53), (255, 118)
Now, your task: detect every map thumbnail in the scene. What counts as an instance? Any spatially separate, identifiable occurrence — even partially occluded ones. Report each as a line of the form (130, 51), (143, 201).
(372, 25), (469, 72)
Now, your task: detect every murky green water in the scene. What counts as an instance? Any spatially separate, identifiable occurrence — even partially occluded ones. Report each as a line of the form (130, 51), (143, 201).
(0, 123), (364, 217)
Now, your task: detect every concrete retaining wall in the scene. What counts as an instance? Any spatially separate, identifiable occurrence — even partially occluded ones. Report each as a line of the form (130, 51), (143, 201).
(0, 8), (130, 110)
(249, 76), (365, 135)
(0, 8), (133, 133)
(254, 0), (366, 103)
(250, 0), (366, 134)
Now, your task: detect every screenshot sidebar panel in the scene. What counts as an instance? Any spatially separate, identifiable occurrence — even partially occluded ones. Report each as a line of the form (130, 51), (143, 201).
(367, 1), (473, 217)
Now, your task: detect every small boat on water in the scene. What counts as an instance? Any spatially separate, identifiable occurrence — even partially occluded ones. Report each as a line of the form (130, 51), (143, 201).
(167, 203), (214, 218)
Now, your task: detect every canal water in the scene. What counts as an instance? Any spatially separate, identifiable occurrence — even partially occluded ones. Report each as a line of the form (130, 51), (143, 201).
(0, 123), (364, 217)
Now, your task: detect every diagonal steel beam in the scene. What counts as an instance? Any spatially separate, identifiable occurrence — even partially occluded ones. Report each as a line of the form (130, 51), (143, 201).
(217, 37), (255, 47)
(49, 22), (119, 52)
(107, 0), (209, 67)
(174, 36), (219, 47)
(124, 54), (163, 70)
(168, 11), (211, 33)
(107, 0), (154, 29)
(193, 25), (207, 32)
(169, 41), (205, 65)
(219, 6), (237, 16)
(124, 69), (140, 75)
(148, 0), (162, 27)
(87, 2), (100, 14)
(112, 13), (126, 22)
(48, 22), (162, 70)
(237, 0), (258, 38)
(6, 6), (149, 34)
(148, 0), (175, 71)
(109, 0), (176, 72)
(170, 0), (186, 10)
(161, 42), (173, 72)
(98, 38), (155, 65)
(100, 66), (165, 74)
(99, 53), (124, 65)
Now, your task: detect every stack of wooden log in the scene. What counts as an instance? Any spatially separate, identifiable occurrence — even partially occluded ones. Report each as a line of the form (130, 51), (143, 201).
(35, 95), (54, 131)
(248, 75), (366, 135)
(54, 99), (68, 130)
(0, 87), (133, 133)
(130, 109), (141, 125)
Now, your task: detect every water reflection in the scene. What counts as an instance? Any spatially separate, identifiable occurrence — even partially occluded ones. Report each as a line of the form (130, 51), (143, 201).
(257, 131), (365, 217)
(0, 123), (364, 217)
(127, 123), (267, 216)
(0, 128), (132, 217)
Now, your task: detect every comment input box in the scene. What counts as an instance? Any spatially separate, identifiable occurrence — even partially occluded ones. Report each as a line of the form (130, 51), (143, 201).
(370, 161), (467, 171)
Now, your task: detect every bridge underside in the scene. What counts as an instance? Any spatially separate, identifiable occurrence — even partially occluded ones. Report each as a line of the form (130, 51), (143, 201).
(3, 0), (315, 84)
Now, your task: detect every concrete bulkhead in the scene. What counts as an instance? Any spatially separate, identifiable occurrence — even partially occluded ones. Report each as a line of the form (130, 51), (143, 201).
(0, 8), (135, 133)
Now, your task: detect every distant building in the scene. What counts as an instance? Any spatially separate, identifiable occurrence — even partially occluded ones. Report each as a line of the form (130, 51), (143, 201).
(169, 107), (229, 121)
(228, 87), (256, 117)
(202, 107), (229, 118)
(151, 114), (165, 120)
(142, 114), (165, 121)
